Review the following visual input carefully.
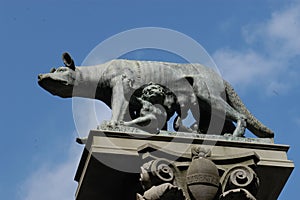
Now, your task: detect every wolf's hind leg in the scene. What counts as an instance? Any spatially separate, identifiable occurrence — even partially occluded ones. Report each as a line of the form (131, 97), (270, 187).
(210, 97), (246, 137)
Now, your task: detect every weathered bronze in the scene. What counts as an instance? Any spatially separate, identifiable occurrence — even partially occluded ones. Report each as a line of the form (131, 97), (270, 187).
(38, 52), (274, 138)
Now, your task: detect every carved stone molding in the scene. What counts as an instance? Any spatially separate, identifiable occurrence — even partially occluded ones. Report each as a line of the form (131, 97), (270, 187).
(137, 159), (185, 200)
(220, 165), (259, 200)
(74, 131), (294, 200)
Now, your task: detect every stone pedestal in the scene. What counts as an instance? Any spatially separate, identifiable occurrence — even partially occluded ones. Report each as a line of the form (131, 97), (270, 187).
(74, 128), (293, 200)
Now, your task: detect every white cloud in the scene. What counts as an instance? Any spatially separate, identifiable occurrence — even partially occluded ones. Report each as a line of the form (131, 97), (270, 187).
(213, 49), (278, 86)
(244, 2), (300, 58)
(20, 139), (82, 200)
(213, 1), (300, 93)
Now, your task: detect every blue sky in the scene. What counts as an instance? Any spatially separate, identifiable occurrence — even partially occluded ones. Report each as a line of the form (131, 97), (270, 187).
(1, 0), (299, 199)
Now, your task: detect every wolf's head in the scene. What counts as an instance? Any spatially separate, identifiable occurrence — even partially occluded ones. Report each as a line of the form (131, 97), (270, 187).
(38, 52), (76, 98)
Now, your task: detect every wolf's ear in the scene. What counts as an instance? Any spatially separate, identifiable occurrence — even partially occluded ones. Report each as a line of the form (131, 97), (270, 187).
(62, 52), (75, 71)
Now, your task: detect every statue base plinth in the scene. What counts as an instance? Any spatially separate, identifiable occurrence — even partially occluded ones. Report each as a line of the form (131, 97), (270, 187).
(74, 128), (293, 200)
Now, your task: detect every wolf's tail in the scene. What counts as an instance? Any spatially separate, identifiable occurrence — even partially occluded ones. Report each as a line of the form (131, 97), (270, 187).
(224, 81), (274, 138)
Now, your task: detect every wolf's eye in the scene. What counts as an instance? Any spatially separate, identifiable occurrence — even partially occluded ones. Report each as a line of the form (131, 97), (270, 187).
(56, 68), (67, 72)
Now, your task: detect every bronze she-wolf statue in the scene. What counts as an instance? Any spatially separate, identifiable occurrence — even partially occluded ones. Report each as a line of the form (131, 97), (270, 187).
(38, 52), (274, 138)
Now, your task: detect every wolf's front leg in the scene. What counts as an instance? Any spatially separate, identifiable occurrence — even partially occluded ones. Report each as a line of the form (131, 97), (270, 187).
(111, 78), (129, 122)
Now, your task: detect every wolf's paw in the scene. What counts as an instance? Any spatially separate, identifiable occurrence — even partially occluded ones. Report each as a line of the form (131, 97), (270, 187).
(232, 129), (245, 137)
(107, 120), (124, 128)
